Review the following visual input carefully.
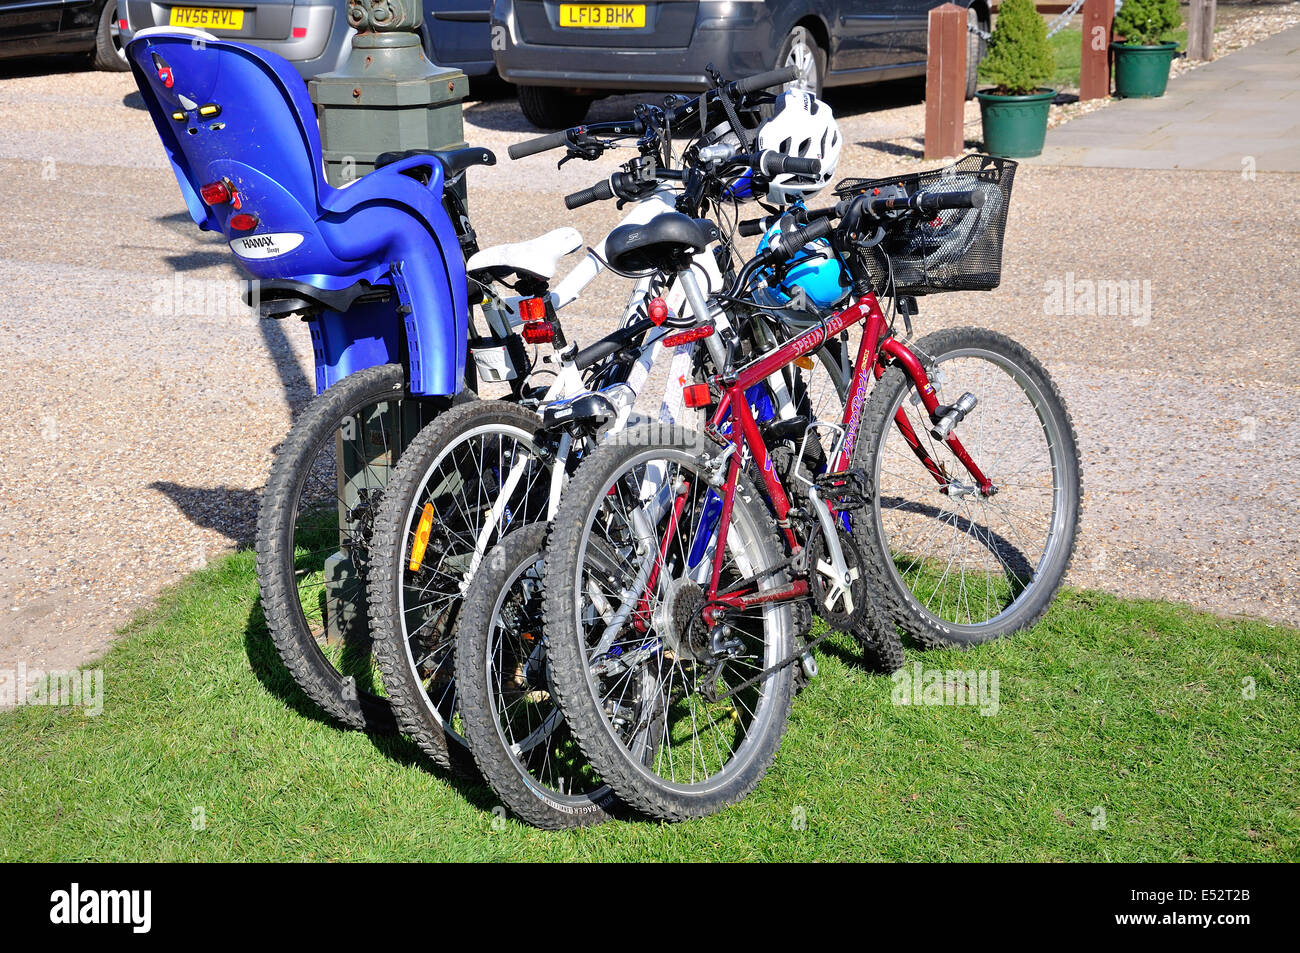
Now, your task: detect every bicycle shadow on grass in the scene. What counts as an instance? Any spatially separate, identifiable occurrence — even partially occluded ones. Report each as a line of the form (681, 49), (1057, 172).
(239, 598), (504, 813)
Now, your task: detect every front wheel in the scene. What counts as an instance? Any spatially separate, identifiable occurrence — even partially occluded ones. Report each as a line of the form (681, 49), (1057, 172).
(517, 85), (592, 130)
(94, 1), (129, 72)
(544, 424), (796, 821)
(851, 327), (1081, 648)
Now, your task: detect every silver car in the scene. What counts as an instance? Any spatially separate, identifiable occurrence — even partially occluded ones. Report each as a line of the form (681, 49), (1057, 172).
(118, 0), (494, 78)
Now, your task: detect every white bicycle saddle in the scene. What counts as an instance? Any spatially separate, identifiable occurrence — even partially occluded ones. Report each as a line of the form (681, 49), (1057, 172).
(467, 227), (583, 281)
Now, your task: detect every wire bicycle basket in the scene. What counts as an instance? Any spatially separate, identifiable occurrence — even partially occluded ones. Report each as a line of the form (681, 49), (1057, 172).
(834, 154), (1016, 297)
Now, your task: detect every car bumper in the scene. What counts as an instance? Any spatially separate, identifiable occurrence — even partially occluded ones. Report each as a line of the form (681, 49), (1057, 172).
(120, 3), (351, 78)
(493, 1), (777, 92)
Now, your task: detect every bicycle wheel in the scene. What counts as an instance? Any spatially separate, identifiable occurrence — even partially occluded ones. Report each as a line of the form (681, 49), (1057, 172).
(368, 400), (554, 770)
(544, 424), (796, 821)
(255, 364), (447, 731)
(456, 523), (619, 828)
(851, 327), (1081, 647)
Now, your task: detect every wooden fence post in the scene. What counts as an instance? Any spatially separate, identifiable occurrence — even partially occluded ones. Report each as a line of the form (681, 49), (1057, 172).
(1188, 0), (1217, 61)
(1080, 0), (1115, 101)
(924, 2), (967, 159)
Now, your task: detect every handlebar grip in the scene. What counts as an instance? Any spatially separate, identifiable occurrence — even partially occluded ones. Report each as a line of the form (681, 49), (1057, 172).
(733, 66), (800, 95)
(738, 217), (769, 238)
(508, 130), (571, 160)
(913, 184), (988, 215)
(764, 216), (833, 266)
(565, 178), (615, 210)
(758, 151), (822, 177)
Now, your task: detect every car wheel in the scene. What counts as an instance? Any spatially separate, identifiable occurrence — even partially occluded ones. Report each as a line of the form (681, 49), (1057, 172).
(966, 6), (988, 100)
(517, 86), (593, 130)
(777, 25), (825, 99)
(94, 0), (130, 72)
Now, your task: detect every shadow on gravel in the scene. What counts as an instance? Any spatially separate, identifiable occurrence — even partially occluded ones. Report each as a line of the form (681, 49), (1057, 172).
(150, 482), (259, 545)
(122, 90), (146, 110)
(163, 251), (233, 271)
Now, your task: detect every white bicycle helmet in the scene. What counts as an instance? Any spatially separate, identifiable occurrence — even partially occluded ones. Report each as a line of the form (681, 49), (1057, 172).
(755, 89), (842, 204)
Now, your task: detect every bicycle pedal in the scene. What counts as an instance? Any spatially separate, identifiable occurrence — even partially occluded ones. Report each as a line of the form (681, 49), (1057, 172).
(814, 469), (869, 511)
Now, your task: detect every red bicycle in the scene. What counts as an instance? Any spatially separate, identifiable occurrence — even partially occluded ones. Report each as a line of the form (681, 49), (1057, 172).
(542, 160), (1081, 819)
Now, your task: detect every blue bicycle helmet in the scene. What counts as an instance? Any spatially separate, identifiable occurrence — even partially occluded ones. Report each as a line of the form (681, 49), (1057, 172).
(754, 214), (849, 313)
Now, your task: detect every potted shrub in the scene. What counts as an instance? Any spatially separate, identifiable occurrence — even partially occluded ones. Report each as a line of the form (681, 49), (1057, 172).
(1111, 0), (1182, 98)
(976, 0), (1056, 158)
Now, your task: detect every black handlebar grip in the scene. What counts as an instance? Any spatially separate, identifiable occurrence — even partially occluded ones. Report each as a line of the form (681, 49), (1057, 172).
(758, 151), (822, 177)
(573, 336), (623, 371)
(913, 184), (988, 214)
(508, 130), (571, 160)
(733, 67), (800, 95)
(765, 216), (834, 265)
(737, 217), (768, 238)
(564, 178), (615, 210)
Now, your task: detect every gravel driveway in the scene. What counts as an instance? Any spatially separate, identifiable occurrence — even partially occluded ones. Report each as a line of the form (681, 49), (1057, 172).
(1, 32), (1296, 678)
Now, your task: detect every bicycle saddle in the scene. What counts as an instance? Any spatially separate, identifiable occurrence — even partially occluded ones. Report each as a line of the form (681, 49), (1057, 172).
(604, 213), (713, 274)
(375, 146), (496, 180)
(467, 226), (583, 282)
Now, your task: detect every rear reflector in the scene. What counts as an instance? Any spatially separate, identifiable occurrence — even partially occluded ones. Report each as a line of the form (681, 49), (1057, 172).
(119, 19), (128, 29)
(522, 321), (554, 345)
(662, 325), (714, 348)
(519, 296), (547, 321)
(200, 180), (231, 205)
(647, 296), (668, 326)
(292, 27), (307, 38)
(228, 213), (258, 231)
(682, 383), (712, 408)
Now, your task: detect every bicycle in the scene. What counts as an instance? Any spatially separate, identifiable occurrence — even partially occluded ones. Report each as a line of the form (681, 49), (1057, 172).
(540, 157), (1081, 819)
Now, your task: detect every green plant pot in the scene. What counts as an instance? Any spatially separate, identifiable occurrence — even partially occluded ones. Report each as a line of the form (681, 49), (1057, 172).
(976, 88), (1055, 158)
(1111, 42), (1179, 98)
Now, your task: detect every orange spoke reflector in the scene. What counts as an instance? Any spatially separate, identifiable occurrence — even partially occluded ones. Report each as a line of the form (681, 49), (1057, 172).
(408, 503), (435, 572)
(794, 356), (814, 370)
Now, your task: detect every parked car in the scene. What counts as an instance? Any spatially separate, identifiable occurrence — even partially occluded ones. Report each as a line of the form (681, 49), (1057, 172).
(114, 0), (492, 79)
(0, 0), (129, 70)
(491, 0), (989, 129)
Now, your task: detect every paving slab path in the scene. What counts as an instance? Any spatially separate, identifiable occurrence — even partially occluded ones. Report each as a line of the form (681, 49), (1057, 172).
(1036, 25), (1300, 172)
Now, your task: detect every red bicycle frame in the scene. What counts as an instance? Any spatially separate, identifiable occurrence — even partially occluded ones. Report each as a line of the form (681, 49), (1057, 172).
(701, 290), (994, 615)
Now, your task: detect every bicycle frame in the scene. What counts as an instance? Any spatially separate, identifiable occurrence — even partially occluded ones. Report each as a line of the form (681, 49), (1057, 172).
(699, 290), (996, 613)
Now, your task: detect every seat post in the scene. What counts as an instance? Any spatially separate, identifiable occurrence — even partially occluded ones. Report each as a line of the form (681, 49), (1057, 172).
(677, 267), (729, 373)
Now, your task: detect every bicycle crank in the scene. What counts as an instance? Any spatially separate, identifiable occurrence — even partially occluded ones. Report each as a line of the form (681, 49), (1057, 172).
(808, 527), (869, 629)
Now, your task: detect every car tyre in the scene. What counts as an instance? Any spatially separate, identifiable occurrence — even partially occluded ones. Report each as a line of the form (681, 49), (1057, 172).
(517, 85), (593, 130)
(966, 6), (988, 100)
(776, 25), (825, 99)
(94, 0), (130, 72)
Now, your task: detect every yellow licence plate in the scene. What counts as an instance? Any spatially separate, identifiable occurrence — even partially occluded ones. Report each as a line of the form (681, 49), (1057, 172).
(169, 6), (244, 30)
(558, 4), (645, 28)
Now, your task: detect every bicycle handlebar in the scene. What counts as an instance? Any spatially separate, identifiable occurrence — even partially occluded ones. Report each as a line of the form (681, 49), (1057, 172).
(508, 130), (570, 160)
(732, 66), (800, 96)
(758, 151), (821, 177)
(863, 184), (988, 217)
(565, 178), (616, 210)
(759, 216), (834, 266)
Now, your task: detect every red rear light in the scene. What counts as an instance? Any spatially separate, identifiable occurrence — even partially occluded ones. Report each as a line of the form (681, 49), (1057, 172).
(228, 213), (258, 232)
(682, 383), (712, 409)
(519, 296), (547, 321)
(292, 27), (307, 38)
(200, 180), (231, 205)
(119, 18), (128, 29)
(522, 321), (554, 344)
(647, 296), (668, 326)
(662, 325), (714, 348)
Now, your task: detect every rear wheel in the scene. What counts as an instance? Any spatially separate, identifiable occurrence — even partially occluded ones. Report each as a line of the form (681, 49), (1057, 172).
(456, 523), (619, 828)
(255, 364), (444, 732)
(517, 85), (593, 130)
(776, 25), (826, 99)
(368, 400), (554, 770)
(544, 425), (796, 821)
(94, 1), (129, 72)
(966, 6), (989, 100)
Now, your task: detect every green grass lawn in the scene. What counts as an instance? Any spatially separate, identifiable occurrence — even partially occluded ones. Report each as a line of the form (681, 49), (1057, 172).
(980, 26), (1191, 90)
(2, 546), (1296, 861)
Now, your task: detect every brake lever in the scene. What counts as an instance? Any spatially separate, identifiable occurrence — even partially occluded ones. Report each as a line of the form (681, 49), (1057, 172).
(557, 131), (605, 169)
